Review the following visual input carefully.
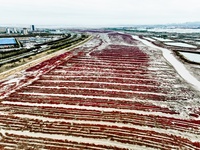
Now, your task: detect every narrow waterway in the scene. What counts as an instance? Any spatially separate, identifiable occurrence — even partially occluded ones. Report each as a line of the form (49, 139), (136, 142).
(132, 35), (200, 92)
(180, 52), (200, 63)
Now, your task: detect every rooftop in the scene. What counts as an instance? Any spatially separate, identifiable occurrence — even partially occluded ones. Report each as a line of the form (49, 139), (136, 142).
(0, 38), (16, 45)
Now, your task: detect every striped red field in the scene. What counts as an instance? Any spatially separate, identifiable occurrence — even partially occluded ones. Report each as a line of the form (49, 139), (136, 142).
(0, 32), (200, 149)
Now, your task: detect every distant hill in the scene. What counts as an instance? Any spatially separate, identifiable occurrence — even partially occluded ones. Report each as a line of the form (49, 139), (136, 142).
(169, 22), (200, 28)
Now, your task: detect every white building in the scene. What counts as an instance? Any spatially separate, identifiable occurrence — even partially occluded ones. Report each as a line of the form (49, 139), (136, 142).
(13, 28), (18, 33)
(6, 28), (10, 34)
(0, 27), (6, 33)
(23, 28), (28, 35)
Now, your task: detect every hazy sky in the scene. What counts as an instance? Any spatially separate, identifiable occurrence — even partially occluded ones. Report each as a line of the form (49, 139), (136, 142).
(1, 0), (200, 27)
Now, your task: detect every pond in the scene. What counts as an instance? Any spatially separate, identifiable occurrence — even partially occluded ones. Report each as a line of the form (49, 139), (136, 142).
(164, 42), (197, 48)
(152, 37), (173, 42)
(179, 52), (200, 63)
(143, 37), (156, 42)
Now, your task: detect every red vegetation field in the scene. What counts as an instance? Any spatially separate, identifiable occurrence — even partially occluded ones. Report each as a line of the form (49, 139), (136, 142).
(0, 32), (199, 149)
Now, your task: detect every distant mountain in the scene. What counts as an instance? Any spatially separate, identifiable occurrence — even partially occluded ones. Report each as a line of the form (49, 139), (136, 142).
(180, 22), (200, 28)
(127, 22), (200, 29)
(156, 22), (200, 29)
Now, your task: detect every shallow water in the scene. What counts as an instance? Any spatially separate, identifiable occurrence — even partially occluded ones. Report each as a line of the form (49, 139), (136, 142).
(180, 52), (200, 63)
(132, 35), (200, 91)
(164, 42), (196, 48)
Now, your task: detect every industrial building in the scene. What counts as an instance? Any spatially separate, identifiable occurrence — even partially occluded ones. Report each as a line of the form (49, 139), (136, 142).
(0, 38), (18, 49)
